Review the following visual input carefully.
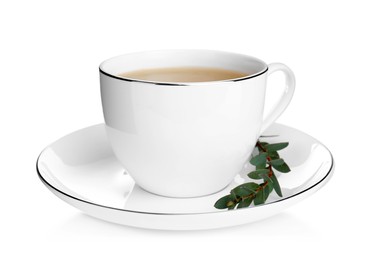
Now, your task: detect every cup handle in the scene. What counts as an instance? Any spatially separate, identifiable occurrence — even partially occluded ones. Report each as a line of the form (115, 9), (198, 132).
(260, 63), (296, 133)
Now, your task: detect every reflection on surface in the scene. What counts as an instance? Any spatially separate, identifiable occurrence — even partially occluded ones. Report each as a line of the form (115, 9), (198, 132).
(50, 125), (114, 166)
(124, 184), (225, 213)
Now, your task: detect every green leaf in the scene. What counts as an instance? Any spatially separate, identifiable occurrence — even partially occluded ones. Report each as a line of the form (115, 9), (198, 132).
(270, 174), (283, 197)
(263, 175), (274, 194)
(237, 197), (254, 209)
(214, 195), (234, 209)
(256, 162), (267, 170)
(254, 188), (266, 205)
(268, 151), (280, 160)
(264, 174), (273, 189)
(266, 180), (274, 194)
(264, 142), (289, 152)
(264, 184), (272, 201)
(239, 182), (260, 192)
(272, 162), (291, 173)
(232, 187), (253, 197)
(257, 142), (269, 152)
(227, 203), (236, 210)
(248, 169), (269, 180)
(232, 182), (259, 197)
(269, 159), (285, 166)
(215, 138), (291, 210)
(230, 190), (237, 200)
(250, 153), (267, 166)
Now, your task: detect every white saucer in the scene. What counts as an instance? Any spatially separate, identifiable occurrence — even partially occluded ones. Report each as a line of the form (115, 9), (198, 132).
(37, 123), (334, 230)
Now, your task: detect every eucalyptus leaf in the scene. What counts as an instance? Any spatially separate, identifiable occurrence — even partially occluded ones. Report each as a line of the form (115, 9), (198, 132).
(263, 175), (274, 196)
(256, 162), (267, 170)
(264, 142), (289, 152)
(254, 188), (266, 205)
(272, 162), (291, 173)
(237, 197), (254, 209)
(258, 142), (268, 152)
(268, 151), (280, 160)
(214, 138), (291, 210)
(248, 169), (269, 180)
(232, 187), (253, 197)
(270, 174), (283, 197)
(227, 203), (236, 210)
(257, 142), (269, 152)
(214, 195), (233, 209)
(269, 159), (285, 166)
(250, 153), (267, 166)
(238, 182), (260, 192)
(267, 183), (274, 194)
(264, 184), (272, 200)
(232, 182), (259, 197)
(230, 190), (237, 200)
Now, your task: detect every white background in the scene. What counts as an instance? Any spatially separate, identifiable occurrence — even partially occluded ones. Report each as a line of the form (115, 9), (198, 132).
(1, 0), (367, 259)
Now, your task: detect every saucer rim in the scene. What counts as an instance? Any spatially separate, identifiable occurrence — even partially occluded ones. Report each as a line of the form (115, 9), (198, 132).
(36, 123), (334, 216)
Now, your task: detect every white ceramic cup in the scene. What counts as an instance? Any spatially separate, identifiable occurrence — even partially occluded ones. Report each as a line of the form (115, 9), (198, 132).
(99, 50), (295, 198)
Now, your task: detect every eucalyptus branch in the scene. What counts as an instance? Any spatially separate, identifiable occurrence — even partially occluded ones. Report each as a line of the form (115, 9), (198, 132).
(214, 140), (291, 210)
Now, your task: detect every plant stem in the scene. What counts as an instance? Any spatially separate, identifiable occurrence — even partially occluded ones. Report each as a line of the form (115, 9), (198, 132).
(256, 141), (267, 152)
(215, 139), (289, 210)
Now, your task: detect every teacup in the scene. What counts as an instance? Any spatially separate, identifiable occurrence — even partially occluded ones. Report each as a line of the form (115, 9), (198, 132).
(99, 50), (295, 197)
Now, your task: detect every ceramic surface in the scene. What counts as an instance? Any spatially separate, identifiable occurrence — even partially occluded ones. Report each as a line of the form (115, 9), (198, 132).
(37, 123), (333, 230)
(100, 50), (295, 197)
